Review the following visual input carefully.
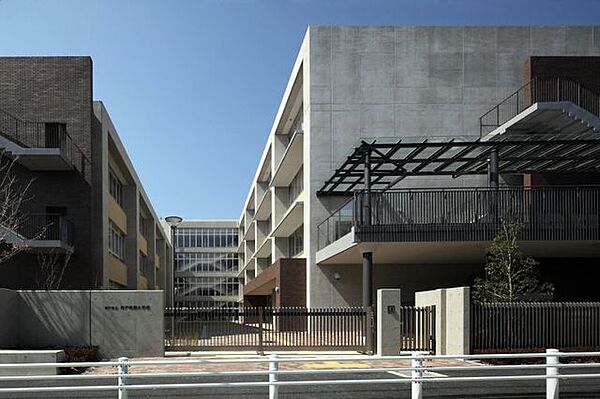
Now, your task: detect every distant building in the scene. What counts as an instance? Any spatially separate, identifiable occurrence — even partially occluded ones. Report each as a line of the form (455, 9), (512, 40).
(0, 57), (172, 293)
(168, 220), (241, 307)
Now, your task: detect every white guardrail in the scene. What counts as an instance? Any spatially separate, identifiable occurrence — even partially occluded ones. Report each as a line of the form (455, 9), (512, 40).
(0, 349), (599, 398)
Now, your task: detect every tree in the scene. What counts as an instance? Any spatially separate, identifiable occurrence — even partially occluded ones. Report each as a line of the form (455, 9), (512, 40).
(0, 150), (33, 264)
(36, 248), (73, 290)
(472, 219), (554, 302)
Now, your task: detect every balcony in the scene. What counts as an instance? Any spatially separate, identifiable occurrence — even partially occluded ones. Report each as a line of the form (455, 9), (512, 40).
(2, 214), (75, 252)
(0, 109), (90, 181)
(317, 186), (600, 264)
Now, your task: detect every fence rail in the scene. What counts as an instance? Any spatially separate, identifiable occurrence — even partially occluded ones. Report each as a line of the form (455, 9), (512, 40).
(0, 351), (599, 399)
(480, 77), (600, 136)
(165, 306), (373, 353)
(317, 186), (600, 248)
(17, 213), (74, 246)
(0, 108), (91, 182)
(471, 302), (600, 352)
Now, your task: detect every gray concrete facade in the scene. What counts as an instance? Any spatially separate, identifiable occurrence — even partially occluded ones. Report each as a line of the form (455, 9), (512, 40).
(0, 289), (164, 358)
(237, 25), (600, 309)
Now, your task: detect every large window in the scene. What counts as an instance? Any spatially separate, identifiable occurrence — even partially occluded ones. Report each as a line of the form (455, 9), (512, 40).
(109, 168), (124, 207)
(288, 225), (303, 257)
(175, 252), (239, 273)
(108, 221), (126, 260)
(174, 277), (240, 297)
(288, 166), (303, 206)
(174, 228), (238, 248)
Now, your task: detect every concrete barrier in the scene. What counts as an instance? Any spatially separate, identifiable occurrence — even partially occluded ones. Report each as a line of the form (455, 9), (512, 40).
(0, 289), (164, 358)
(0, 350), (65, 376)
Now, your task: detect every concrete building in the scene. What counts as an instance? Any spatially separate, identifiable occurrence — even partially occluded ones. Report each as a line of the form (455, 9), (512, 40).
(238, 26), (600, 308)
(0, 57), (172, 292)
(169, 220), (240, 307)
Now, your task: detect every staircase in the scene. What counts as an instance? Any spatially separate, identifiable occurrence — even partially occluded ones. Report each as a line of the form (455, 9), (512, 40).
(480, 77), (600, 137)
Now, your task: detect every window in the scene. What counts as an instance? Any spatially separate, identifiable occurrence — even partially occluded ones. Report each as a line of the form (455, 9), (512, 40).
(109, 168), (124, 207)
(174, 228), (239, 248)
(174, 277), (240, 298)
(175, 252), (239, 273)
(288, 166), (303, 206)
(288, 225), (303, 257)
(109, 221), (126, 260)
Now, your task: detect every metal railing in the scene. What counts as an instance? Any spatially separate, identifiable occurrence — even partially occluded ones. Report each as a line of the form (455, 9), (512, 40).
(472, 302), (600, 353)
(399, 305), (436, 353)
(0, 108), (91, 182)
(165, 306), (373, 353)
(480, 77), (600, 136)
(17, 213), (74, 246)
(318, 186), (600, 248)
(0, 351), (599, 398)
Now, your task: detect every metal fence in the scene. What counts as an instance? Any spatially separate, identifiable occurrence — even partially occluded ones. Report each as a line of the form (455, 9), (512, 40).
(480, 77), (600, 136)
(471, 302), (600, 352)
(318, 186), (600, 248)
(0, 108), (91, 182)
(0, 351), (599, 399)
(399, 306), (436, 353)
(165, 306), (374, 353)
(17, 213), (74, 246)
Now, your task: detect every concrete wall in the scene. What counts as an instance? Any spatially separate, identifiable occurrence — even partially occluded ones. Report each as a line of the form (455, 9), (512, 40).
(306, 26), (600, 307)
(0, 290), (164, 358)
(415, 286), (470, 355)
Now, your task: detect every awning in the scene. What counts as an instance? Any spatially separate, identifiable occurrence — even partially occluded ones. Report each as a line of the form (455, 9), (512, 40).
(317, 133), (600, 196)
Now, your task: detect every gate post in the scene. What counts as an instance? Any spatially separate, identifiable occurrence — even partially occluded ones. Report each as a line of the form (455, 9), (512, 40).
(376, 289), (402, 355)
(546, 348), (560, 399)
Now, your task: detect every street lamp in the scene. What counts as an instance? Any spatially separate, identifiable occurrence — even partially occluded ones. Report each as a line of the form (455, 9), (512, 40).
(165, 216), (182, 305)
(165, 215), (183, 338)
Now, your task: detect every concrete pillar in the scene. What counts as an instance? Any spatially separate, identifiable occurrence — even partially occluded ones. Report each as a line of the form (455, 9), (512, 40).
(362, 250), (373, 309)
(488, 148), (499, 188)
(376, 289), (402, 355)
(415, 286), (471, 355)
(124, 186), (139, 290)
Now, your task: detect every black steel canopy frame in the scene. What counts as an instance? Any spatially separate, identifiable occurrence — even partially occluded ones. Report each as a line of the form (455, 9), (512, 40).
(317, 134), (600, 196)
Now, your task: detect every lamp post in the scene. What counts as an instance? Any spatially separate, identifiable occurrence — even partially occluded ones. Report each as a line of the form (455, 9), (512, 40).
(165, 216), (182, 306)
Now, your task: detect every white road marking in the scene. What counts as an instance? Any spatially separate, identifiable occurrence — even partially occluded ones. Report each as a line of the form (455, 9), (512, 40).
(387, 370), (448, 378)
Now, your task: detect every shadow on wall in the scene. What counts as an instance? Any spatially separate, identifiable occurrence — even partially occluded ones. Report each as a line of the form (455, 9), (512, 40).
(0, 289), (164, 358)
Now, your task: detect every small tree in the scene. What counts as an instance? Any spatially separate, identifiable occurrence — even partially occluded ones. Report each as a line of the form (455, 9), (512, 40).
(0, 151), (33, 264)
(473, 219), (554, 302)
(36, 248), (73, 290)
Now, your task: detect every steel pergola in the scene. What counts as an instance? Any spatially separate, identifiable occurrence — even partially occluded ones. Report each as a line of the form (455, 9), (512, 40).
(317, 133), (600, 196)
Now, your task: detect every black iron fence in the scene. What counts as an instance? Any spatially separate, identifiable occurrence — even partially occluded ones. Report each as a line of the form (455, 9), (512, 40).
(480, 77), (600, 136)
(318, 186), (600, 248)
(165, 306), (374, 353)
(0, 108), (91, 182)
(17, 213), (74, 246)
(471, 302), (600, 352)
(399, 305), (436, 353)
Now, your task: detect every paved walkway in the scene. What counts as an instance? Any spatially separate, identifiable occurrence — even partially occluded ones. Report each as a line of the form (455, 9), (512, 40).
(85, 352), (476, 375)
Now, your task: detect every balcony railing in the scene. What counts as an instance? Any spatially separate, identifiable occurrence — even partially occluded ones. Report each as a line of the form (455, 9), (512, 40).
(17, 213), (74, 247)
(0, 108), (91, 181)
(317, 186), (600, 249)
(480, 77), (600, 136)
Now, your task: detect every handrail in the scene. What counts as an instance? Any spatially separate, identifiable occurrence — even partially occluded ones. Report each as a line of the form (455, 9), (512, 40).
(17, 213), (74, 245)
(0, 350), (598, 398)
(480, 77), (600, 137)
(0, 107), (91, 182)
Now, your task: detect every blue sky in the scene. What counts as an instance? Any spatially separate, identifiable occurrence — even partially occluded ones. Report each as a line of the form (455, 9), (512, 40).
(0, 0), (599, 219)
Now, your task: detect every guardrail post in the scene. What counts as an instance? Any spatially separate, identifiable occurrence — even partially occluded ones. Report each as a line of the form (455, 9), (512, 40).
(411, 352), (424, 399)
(269, 354), (279, 399)
(117, 357), (129, 399)
(546, 349), (560, 399)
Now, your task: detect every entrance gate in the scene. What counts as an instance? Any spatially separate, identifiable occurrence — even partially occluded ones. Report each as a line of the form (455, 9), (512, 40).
(165, 306), (374, 353)
(399, 305), (436, 353)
